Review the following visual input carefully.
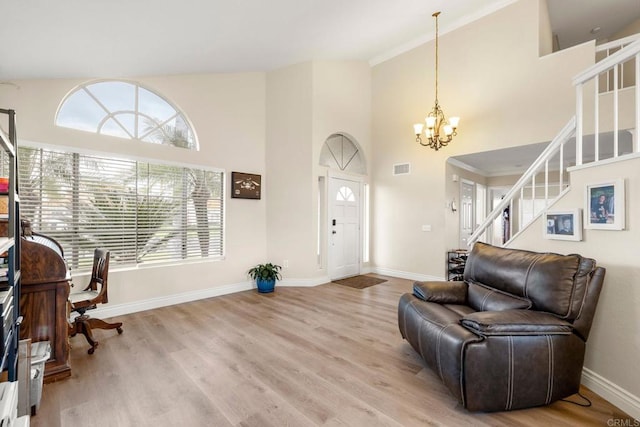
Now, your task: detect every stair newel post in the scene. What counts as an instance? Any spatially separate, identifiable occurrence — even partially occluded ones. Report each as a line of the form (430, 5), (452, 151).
(614, 65), (619, 158)
(576, 83), (583, 166)
(636, 53), (640, 153)
(594, 76), (600, 161)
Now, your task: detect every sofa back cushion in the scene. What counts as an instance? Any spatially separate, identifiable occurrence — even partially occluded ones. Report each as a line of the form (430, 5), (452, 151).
(464, 242), (596, 320)
(467, 282), (532, 312)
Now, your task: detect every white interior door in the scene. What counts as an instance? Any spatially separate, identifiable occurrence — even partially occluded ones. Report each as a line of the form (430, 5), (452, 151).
(459, 181), (475, 248)
(328, 177), (360, 280)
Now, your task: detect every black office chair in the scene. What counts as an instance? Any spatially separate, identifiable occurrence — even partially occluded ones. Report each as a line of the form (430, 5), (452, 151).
(69, 248), (123, 354)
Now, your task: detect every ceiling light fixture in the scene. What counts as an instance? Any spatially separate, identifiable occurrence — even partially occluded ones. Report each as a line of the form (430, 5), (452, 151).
(413, 12), (459, 151)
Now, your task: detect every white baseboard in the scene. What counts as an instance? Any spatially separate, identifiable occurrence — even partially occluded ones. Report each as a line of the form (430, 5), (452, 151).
(582, 368), (640, 421)
(90, 281), (254, 319)
(279, 276), (330, 287)
(89, 276), (329, 319)
(371, 266), (444, 282)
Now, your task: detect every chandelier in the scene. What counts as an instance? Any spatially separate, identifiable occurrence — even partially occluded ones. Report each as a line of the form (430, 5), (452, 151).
(413, 11), (459, 151)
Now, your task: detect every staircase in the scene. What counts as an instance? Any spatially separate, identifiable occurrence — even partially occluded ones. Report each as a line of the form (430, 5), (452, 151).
(470, 37), (640, 247)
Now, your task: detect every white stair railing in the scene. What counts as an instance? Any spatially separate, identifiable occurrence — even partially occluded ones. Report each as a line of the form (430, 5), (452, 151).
(574, 38), (640, 164)
(595, 34), (640, 93)
(469, 118), (576, 246)
(470, 37), (640, 247)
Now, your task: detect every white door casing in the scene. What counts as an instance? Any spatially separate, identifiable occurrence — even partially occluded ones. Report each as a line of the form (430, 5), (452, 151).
(328, 176), (361, 280)
(459, 180), (475, 248)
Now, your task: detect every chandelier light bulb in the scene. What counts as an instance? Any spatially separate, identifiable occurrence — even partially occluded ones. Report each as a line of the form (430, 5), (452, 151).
(426, 116), (437, 129)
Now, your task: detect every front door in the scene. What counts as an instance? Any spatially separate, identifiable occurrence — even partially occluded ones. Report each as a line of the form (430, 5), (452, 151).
(328, 177), (360, 280)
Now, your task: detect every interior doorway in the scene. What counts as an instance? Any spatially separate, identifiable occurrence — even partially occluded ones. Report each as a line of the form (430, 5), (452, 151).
(459, 180), (475, 248)
(489, 187), (511, 245)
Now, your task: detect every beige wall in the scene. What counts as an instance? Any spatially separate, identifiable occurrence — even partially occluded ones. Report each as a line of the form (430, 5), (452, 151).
(265, 60), (372, 280)
(265, 62), (316, 278)
(512, 156), (640, 403)
(311, 61), (373, 272)
(371, 0), (593, 278)
(0, 73), (268, 305)
(538, 0), (553, 56)
(1, 59), (373, 307)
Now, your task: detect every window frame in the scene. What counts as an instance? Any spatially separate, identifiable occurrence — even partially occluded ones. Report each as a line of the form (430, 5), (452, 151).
(15, 141), (225, 272)
(55, 79), (199, 150)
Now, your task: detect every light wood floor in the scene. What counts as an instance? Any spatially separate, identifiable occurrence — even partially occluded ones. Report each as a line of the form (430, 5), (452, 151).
(33, 275), (633, 427)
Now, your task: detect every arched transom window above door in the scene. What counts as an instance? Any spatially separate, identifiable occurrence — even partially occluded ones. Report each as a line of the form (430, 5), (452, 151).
(319, 133), (366, 174)
(56, 80), (198, 150)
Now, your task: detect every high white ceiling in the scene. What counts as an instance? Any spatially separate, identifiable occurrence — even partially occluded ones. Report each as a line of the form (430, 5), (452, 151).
(0, 1), (638, 81)
(450, 131), (635, 177)
(0, 0), (515, 80)
(548, 0), (640, 50)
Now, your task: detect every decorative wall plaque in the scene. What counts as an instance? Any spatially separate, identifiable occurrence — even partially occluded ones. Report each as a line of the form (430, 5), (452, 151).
(231, 172), (261, 199)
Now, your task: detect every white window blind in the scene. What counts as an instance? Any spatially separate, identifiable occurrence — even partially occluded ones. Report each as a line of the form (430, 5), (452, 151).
(17, 146), (223, 271)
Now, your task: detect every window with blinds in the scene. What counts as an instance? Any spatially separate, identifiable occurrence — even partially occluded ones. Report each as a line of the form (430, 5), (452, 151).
(17, 146), (223, 271)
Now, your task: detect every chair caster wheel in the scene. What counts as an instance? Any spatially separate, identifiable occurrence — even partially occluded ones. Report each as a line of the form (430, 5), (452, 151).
(117, 327), (123, 334)
(88, 347), (95, 355)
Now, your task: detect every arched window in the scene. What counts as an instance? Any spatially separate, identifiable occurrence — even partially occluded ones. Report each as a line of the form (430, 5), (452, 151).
(319, 133), (366, 174)
(56, 80), (198, 150)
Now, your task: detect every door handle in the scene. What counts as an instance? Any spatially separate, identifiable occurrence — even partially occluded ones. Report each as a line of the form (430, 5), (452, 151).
(332, 219), (336, 226)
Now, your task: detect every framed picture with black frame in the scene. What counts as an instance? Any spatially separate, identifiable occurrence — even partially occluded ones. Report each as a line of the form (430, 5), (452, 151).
(584, 179), (625, 230)
(231, 172), (261, 199)
(543, 209), (582, 241)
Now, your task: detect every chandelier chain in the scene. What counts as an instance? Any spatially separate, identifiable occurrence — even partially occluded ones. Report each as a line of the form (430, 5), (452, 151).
(412, 11), (459, 151)
(434, 11), (439, 104)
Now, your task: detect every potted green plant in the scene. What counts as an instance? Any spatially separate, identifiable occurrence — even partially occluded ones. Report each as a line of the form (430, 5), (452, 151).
(248, 263), (282, 293)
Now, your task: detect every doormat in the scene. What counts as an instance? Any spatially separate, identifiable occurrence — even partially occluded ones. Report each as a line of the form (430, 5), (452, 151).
(332, 275), (387, 289)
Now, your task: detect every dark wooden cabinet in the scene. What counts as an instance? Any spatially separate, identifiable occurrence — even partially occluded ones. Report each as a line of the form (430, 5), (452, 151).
(19, 233), (72, 383)
(20, 278), (70, 383)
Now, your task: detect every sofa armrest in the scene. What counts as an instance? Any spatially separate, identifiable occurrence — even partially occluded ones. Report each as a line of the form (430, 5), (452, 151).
(413, 280), (467, 304)
(461, 310), (573, 337)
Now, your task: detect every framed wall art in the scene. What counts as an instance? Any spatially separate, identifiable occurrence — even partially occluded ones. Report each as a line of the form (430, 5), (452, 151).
(584, 179), (625, 230)
(543, 209), (582, 241)
(231, 172), (261, 199)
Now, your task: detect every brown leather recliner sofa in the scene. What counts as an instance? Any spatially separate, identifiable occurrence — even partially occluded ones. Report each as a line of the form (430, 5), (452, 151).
(398, 242), (605, 412)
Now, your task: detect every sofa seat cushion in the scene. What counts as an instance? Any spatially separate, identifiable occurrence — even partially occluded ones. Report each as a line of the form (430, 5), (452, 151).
(467, 282), (532, 312)
(442, 304), (476, 317)
(461, 309), (573, 337)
